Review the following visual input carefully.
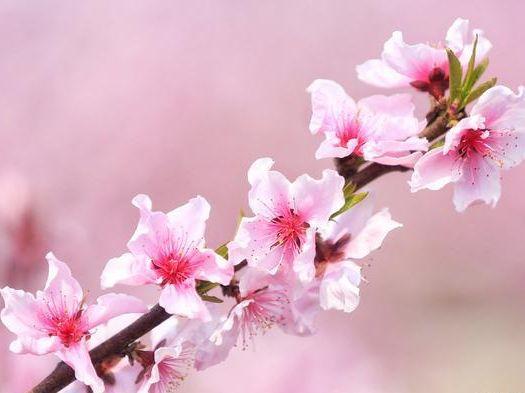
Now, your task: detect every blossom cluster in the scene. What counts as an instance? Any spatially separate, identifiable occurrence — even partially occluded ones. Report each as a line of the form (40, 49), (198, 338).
(1, 17), (524, 393)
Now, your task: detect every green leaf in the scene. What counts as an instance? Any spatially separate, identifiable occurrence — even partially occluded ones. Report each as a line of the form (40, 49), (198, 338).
(461, 35), (478, 92)
(447, 48), (463, 102)
(196, 280), (219, 295)
(463, 57), (488, 97)
(462, 77), (497, 107)
(342, 182), (357, 198)
(200, 294), (223, 303)
(330, 191), (368, 220)
(430, 138), (445, 149)
(215, 243), (229, 259)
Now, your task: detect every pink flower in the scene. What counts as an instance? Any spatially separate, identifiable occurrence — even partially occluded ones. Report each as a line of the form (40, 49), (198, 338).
(228, 158), (345, 281)
(308, 79), (427, 165)
(312, 196), (401, 312)
(208, 265), (322, 363)
(101, 194), (233, 320)
(209, 268), (290, 358)
(356, 18), (491, 99)
(62, 314), (145, 393)
(410, 85), (525, 211)
(134, 343), (194, 393)
(0, 253), (146, 393)
(151, 309), (226, 372)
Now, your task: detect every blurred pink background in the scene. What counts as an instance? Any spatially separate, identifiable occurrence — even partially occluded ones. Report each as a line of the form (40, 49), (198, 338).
(1, 1), (525, 392)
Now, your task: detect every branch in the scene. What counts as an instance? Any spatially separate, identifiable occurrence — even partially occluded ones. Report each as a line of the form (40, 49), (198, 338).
(28, 107), (452, 393)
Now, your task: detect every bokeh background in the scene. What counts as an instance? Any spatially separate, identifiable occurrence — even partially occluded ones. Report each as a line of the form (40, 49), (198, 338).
(1, 1), (524, 392)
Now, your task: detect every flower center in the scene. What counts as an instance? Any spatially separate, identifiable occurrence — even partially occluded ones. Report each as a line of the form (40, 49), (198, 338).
(337, 117), (365, 155)
(152, 252), (199, 287)
(40, 298), (87, 347)
(457, 129), (490, 158)
(54, 315), (85, 346)
(269, 209), (309, 252)
(314, 233), (352, 277)
(238, 288), (288, 348)
(134, 345), (194, 391)
(410, 67), (449, 99)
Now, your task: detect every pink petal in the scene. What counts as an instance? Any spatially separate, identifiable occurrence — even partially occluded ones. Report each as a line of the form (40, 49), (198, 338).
(87, 313), (142, 348)
(358, 93), (416, 118)
(159, 284), (210, 321)
(307, 79), (357, 135)
(166, 195), (211, 245)
(382, 31), (447, 82)
(292, 229), (317, 282)
(487, 130), (525, 169)
(319, 260), (361, 313)
(356, 59), (412, 88)
(323, 194), (375, 241)
(344, 208), (402, 259)
(445, 17), (470, 52)
(0, 287), (44, 338)
(228, 216), (281, 270)
(9, 336), (61, 355)
(150, 317), (186, 349)
(362, 137), (428, 166)
(195, 332), (236, 371)
(444, 115), (486, 153)
(409, 147), (459, 192)
(128, 196), (170, 258)
(44, 253), (83, 309)
(291, 169), (345, 226)
(380, 136), (429, 153)
(238, 266), (278, 297)
(451, 18), (492, 66)
(84, 293), (146, 330)
(458, 30), (491, 66)
(209, 301), (245, 346)
(100, 252), (156, 289)
(194, 249), (233, 285)
(131, 193), (153, 221)
(247, 162), (292, 217)
(453, 154), (501, 212)
(228, 216), (294, 274)
(368, 150), (424, 167)
(315, 135), (358, 159)
(58, 341), (104, 393)
(471, 85), (525, 131)
(281, 283), (320, 336)
(202, 306), (243, 368)
(138, 345), (190, 393)
(251, 240), (289, 274)
(247, 157), (275, 185)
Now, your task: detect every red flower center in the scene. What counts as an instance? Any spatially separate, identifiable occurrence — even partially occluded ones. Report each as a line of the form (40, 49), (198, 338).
(410, 67), (449, 100)
(269, 209), (309, 252)
(41, 298), (88, 347)
(337, 118), (365, 155)
(53, 315), (86, 346)
(314, 233), (352, 277)
(152, 252), (199, 287)
(457, 129), (490, 158)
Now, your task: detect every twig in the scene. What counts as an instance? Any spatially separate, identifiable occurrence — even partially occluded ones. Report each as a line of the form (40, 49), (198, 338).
(27, 107), (451, 393)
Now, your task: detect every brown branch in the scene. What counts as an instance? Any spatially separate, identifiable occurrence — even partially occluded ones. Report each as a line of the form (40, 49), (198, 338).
(28, 106), (452, 393)
(350, 163), (410, 190)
